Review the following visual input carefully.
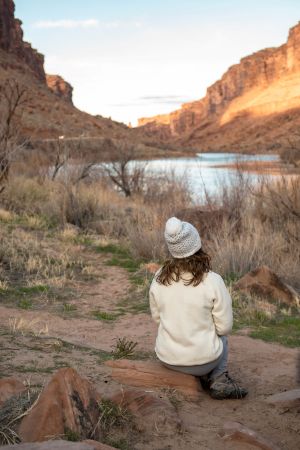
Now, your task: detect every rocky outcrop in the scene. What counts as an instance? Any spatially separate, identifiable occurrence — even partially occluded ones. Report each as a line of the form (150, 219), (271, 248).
(46, 75), (74, 104)
(138, 22), (300, 152)
(234, 266), (300, 307)
(0, 0), (45, 81)
(105, 359), (201, 400)
(19, 368), (101, 442)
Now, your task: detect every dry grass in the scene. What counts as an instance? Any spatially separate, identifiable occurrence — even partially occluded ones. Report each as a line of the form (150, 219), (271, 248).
(0, 227), (80, 283)
(0, 208), (15, 222)
(8, 317), (49, 337)
(0, 168), (298, 350)
(1, 170), (299, 290)
(0, 385), (41, 445)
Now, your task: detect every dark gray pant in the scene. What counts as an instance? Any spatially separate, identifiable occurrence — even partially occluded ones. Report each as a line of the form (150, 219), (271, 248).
(161, 336), (228, 381)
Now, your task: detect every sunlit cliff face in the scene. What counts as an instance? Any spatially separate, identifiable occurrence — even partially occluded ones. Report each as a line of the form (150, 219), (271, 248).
(220, 72), (300, 124)
(138, 22), (300, 136)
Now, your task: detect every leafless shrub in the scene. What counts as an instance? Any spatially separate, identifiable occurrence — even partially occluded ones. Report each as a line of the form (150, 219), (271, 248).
(48, 137), (98, 185)
(204, 175), (300, 289)
(124, 208), (167, 260)
(253, 176), (300, 243)
(0, 79), (28, 193)
(101, 141), (147, 197)
(50, 136), (69, 181)
(142, 170), (191, 209)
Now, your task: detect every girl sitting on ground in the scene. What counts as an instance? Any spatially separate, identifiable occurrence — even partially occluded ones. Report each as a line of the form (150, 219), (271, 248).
(149, 217), (248, 400)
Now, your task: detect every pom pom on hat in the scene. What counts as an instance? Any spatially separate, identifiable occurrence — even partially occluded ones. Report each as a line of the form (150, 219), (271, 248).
(164, 216), (201, 258)
(165, 217), (182, 236)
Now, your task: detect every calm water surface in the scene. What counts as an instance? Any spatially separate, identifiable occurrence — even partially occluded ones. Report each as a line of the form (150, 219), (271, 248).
(138, 153), (279, 200)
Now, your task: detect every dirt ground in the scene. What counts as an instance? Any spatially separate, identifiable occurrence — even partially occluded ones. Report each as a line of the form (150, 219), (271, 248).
(0, 257), (299, 450)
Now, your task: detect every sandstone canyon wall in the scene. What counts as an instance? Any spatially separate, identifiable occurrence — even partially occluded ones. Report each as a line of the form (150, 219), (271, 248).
(138, 22), (300, 152)
(0, 0), (45, 81)
(0, 0), (133, 144)
(46, 75), (74, 105)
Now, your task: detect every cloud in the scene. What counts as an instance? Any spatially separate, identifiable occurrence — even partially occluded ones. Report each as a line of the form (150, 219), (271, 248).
(33, 19), (142, 30)
(33, 19), (99, 29)
(139, 95), (191, 104)
(110, 95), (192, 107)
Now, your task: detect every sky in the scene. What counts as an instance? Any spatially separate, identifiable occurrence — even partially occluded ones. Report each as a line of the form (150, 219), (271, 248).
(15, 0), (300, 126)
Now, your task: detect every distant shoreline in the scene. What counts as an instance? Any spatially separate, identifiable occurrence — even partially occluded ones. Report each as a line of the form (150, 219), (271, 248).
(211, 160), (298, 175)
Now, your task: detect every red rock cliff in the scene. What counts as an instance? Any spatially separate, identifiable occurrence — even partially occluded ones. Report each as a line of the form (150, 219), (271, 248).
(138, 21), (300, 147)
(46, 75), (73, 104)
(0, 0), (45, 81)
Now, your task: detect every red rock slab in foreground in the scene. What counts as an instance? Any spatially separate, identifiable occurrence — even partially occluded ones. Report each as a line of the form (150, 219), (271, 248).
(19, 368), (101, 443)
(0, 377), (26, 407)
(0, 441), (117, 450)
(105, 359), (201, 401)
(219, 421), (281, 450)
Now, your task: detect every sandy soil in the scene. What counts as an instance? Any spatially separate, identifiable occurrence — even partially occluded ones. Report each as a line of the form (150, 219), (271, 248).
(0, 259), (299, 450)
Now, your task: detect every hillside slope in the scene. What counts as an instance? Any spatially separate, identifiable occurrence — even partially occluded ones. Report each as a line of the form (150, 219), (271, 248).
(138, 22), (300, 152)
(0, 0), (132, 142)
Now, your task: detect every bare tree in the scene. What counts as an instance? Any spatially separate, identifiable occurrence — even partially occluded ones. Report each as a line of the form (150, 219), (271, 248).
(49, 136), (98, 185)
(50, 136), (69, 180)
(0, 79), (28, 193)
(101, 140), (147, 197)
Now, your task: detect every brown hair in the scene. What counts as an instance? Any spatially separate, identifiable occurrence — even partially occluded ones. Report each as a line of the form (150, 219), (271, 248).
(156, 248), (212, 287)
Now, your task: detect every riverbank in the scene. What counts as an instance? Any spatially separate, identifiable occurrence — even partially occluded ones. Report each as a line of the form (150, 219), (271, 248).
(212, 160), (299, 175)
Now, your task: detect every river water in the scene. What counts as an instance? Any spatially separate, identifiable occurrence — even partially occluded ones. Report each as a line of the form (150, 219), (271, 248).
(138, 153), (279, 201)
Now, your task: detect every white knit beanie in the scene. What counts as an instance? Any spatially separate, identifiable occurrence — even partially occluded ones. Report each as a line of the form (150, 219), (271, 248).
(164, 217), (202, 258)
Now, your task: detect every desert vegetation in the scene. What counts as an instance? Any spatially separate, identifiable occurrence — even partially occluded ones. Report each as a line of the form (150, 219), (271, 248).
(0, 147), (299, 345)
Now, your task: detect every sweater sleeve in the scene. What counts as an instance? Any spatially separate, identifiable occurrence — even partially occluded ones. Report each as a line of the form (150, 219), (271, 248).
(149, 280), (160, 325)
(211, 275), (233, 336)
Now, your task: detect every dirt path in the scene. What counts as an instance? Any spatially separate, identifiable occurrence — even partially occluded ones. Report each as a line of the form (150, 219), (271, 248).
(0, 257), (299, 450)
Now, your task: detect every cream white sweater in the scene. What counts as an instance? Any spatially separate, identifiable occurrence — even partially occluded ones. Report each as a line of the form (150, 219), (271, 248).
(149, 271), (233, 366)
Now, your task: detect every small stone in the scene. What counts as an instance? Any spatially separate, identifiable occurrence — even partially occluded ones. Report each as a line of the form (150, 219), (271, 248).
(219, 421), (280, 450)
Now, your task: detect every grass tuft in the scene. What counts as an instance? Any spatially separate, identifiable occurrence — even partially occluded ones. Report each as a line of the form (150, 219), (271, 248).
(112, 337), (138, 359)
(92, 310), (119, 321)
(64, 427), (81, 442)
